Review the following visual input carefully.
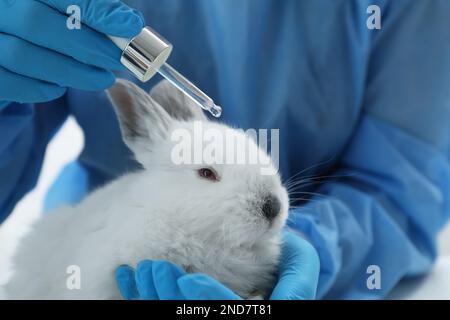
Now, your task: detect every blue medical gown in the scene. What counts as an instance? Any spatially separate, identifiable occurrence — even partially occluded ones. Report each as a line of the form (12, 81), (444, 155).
(0, 0), (449, 299)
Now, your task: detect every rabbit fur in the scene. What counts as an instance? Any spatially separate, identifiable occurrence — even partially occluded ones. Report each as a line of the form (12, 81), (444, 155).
(4, 79), (289, 299)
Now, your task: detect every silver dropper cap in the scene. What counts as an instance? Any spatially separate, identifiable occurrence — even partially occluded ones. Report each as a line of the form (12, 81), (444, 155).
(120, 27), (173, 82)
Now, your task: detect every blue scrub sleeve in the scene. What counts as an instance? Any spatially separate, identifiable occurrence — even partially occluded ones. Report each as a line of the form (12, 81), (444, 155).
(289, 0), (450, 299)
(0, 100), (69, 223)
(289, 116), (450, 299)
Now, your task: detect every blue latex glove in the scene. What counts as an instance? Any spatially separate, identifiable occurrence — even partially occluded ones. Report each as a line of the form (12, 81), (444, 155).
(0, 0), (144, 104)
(115, 231), (320, 300)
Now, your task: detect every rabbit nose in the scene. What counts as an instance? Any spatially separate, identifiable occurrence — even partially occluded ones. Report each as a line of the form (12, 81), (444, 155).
(261, 194), (281, 221)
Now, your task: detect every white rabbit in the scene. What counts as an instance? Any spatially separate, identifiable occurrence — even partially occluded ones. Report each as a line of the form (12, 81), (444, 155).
(4, 79), (289, 299)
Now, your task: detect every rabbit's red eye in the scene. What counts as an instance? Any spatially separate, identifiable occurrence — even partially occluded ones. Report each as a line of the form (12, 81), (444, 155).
(198, 168), (219, 182)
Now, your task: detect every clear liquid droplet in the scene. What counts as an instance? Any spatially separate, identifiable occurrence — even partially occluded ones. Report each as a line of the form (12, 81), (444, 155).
(209, 105), (222, 118)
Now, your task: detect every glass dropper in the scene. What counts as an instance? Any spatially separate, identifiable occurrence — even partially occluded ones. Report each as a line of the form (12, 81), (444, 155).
(108, 28), (222, 118)
(157, 63), (222, 118)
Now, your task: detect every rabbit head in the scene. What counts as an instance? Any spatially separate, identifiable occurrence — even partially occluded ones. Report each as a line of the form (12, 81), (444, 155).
(107, 79), (289, 297)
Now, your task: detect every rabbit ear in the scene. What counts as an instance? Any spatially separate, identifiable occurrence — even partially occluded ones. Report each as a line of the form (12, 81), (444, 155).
(150, 80), (208, 122)
(107, 79), (173, 161)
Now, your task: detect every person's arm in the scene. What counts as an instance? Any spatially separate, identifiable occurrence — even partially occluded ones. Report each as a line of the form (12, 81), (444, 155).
(0, 100), (69, 223)
(0, 1), (144, 223)
(290, 115), (449, 299)
(289, 0), (450, 298)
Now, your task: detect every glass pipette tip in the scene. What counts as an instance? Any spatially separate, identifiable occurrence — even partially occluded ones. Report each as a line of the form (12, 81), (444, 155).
(158, 63), (222, 118)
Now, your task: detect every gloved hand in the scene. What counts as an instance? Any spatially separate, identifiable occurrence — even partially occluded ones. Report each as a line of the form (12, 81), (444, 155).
(0, 0), (144, 104)
(115, 230), (320, 300)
